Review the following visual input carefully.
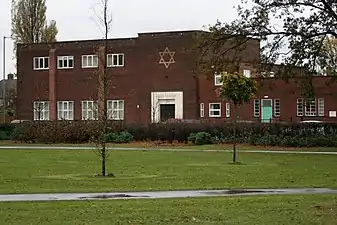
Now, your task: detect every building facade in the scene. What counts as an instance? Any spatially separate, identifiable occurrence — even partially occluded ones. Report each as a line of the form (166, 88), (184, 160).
(16, 30), (337, 124)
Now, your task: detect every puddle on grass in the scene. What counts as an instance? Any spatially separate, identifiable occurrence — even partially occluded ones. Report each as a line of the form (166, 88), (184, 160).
(79, 194), (150, 199)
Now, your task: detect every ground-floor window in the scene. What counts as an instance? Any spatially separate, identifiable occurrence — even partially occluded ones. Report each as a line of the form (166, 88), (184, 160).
(200, 103), (204, 118)
(57, 101), (74, 120)
(225, 103), (230, 117)
(209, 103), (221, 117)
(297, 98), (324, 117)
(82, 101), (98, 120)
(107, 100), (124, 120)
(253, 99), (260, 117)
(33, 101), (50, 120)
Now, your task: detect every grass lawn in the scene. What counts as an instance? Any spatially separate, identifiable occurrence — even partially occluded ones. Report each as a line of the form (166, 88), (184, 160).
(1, 140), (337, 152)
(0, 149), (336, 194)
(0, 195), (336, 224)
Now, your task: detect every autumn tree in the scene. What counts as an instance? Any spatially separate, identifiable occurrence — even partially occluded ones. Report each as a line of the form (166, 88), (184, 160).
(217, 72), (257, 163)
(89, 0), (113, 177)
(11, 0), (58, 44)
(317, 37), (337, 76)
(197, 0), (337, 91)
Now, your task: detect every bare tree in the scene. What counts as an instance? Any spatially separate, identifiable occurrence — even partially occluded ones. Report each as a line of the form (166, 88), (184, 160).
(89, 0), (113, 177)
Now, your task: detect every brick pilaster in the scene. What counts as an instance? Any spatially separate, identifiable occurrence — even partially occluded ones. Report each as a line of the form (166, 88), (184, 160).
(49, 49), (56, 121)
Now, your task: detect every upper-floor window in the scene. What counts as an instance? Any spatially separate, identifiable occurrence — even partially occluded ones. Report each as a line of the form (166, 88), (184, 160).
(82, 55), (98, 68)
(33, 57), (49, 70)
(33, 101), (49, 120)
(214, 73), (223, 86)
(58, 56), (74, 69)
(243, 69), (251, 78)
(57, 101), (74, 120)
(107, 54), (124, 67)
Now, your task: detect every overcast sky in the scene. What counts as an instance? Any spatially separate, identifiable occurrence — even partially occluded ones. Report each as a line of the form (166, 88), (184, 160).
(0, 0), (240, 79)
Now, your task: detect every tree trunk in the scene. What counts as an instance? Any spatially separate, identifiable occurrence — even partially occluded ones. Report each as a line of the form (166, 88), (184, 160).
(233, 104), (237, 163)
(101, 144), (106, 177)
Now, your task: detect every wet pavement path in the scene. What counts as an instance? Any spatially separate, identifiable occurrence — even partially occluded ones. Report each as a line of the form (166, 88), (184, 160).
(0, 188), (336, 202)
(0, 146), (337, 155)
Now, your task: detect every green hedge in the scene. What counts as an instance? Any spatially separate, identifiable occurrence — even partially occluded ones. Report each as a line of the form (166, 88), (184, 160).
(0, 121), (337, 147)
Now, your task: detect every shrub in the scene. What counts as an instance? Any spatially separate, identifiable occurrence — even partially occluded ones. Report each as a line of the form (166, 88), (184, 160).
(105, 131), (133, 143)
(188, 132), (212, 145)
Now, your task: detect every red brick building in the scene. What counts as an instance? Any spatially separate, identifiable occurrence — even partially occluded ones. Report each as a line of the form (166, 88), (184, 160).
(16, 30), (337, 124)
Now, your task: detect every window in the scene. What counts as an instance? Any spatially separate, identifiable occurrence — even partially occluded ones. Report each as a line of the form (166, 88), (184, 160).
(33, 57), (49, 70)
(33, 101), (49, 120)
(209, 103), (221, 117)
(254, 99), (260, 117)
(214, 73), (222, 86)
(57, 101), (74, 120)
(225, 103), (230, 117)
(57, 56), (74, 69)
(243, 69), (251, 78)
(107, 54), (124, 67)
(82, 101), (98, 120)
(82, 55), (98, 68)
(297, 98), (304, 116)
(274, 99), (280, 117)
(107, 100), (124, 120)
(200, 103), (204, 118)
(318, 98), (324, 116)
(305, 99), (316, 116)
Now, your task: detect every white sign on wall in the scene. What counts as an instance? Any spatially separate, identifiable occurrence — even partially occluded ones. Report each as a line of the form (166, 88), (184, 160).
(329, 111), (336, 117)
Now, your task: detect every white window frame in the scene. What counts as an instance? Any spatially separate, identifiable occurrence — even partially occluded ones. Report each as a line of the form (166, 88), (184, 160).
(209, 103), (221, 117)
(57, 101), (74, 120)
(33, 57), (49, 70)
(107, 100), (124, 120)
(214, 73), (222, 86)
(200, 103), (204, 118)
(318, 98), (324, 117)
(305, 99), (316, 116)
(243, 69), (251, 78)
(82, 100), (98, 120)
(57, 56), (74, 69)
(33, 101), (50, 121)
(225, 103), (230, 118)
(254, 99), (260, 117)
(297, 98), (304, 117)
(107, 54), (124, 67)
(82, 55), (98, 68)
(274, 99), (280, 117)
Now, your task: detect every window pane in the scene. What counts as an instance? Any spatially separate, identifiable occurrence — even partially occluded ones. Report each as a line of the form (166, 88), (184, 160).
(82, 56), (88, 67)
(39, 58), (44, 68)
(118, 54), (124, 66)
(93, 55), (98, 67)
(45, 58), (49, 68)
(58, 59), (63, 68)
(113, 55), (118, 66)
(34, 58), (39, 68)
(212, 104), (220, 110)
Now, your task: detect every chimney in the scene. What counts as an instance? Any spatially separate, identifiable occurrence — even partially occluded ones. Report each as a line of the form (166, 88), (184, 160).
(7, 73), (14, 80)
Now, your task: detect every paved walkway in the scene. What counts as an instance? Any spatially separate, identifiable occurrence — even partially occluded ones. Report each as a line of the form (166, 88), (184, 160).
(0, 188), (336, 202)
(0, 145), (337, 155)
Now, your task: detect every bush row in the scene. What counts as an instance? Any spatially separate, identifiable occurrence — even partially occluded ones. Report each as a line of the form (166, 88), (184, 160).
(1, 121), (337, 147)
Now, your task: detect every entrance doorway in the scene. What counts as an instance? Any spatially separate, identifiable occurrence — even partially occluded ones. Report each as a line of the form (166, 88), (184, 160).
(160, 104), (175, 122)
(261, 99), (272, 123)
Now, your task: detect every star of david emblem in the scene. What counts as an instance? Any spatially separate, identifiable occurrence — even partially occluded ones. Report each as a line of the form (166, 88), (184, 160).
(159, 47), (175, 68)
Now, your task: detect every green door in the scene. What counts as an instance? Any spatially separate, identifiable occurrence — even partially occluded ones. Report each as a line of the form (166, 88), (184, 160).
(261, 99), (272, 123)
